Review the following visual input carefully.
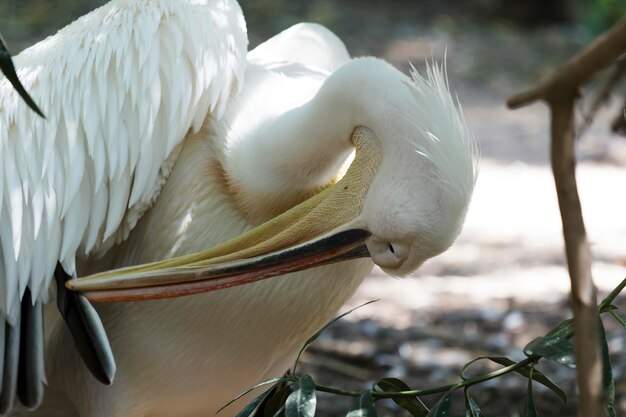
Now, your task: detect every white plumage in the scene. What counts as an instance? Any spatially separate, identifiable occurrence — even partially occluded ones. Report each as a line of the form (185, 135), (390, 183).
(0, 1), (477, 416)
(0, 0), (246, 321)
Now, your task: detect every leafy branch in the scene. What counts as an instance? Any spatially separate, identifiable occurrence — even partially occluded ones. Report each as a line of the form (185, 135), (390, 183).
(225, 276), (625, 417)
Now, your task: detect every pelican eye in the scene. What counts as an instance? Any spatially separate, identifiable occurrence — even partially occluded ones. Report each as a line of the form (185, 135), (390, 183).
(366, 238), (408, 269)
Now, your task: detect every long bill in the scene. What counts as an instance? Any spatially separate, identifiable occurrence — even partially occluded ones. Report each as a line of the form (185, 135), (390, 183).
(68, 127), (383, 302)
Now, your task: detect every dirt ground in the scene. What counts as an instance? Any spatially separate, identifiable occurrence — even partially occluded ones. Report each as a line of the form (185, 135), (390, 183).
(4, 1), (626, 416)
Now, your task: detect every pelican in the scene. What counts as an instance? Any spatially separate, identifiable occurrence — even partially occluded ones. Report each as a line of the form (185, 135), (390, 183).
(0, 0), (477, 416)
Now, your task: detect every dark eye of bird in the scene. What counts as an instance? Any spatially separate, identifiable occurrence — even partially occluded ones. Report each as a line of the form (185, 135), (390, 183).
(389, 243), (395, 254)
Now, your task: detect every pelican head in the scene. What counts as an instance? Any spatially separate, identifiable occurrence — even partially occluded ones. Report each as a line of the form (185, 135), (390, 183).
(69, 58), (477, 301)
(318, 59), (476, 275)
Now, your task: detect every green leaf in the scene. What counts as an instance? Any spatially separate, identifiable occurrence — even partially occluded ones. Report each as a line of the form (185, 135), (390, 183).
(523, 319), (576, 368)
(464, 390), (484, 417)
(374, 378), (429, 417)
(346, 392), (378, 417)
(285, 375), (316, 417)
(524, 336), (575, 367)
(234, 388), (275, 417)
(523, 371), (538, 417)
(426, 391), (452, 417)
(218, 377), (294, 414)
(488, 357), (567, 402)
(263, 385), (292, 417)
(293, 300), (378, 373)
(0, 35), (45, 118)
(540, 318), (574, 341)
(599, 318), (616, 417)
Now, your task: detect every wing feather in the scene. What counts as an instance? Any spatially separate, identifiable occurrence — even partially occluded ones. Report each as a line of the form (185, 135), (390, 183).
(0, 0), (248, 321)
(0, 210), (18, 320)
(29, 222), (46, 297)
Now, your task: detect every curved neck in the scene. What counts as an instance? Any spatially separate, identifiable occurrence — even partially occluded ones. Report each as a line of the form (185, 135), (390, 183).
(263, 97), (356, 186)
(222, 58), (405, 224)
(224, 82), (358, 224)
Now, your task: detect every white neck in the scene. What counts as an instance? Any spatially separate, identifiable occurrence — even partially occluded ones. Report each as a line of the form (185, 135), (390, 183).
(220, 66), (361, 223)
(257, 100), (354, 189)
(223, 58), (408, 223)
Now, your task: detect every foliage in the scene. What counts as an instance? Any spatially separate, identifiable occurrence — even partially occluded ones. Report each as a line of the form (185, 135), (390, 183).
(224, 278), (626, 417)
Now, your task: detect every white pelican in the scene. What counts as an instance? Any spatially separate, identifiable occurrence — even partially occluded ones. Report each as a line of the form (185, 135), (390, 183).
(0, 0), (477, 416)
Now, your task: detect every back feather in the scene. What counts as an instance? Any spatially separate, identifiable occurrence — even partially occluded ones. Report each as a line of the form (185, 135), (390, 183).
(0, 0), (248, 322)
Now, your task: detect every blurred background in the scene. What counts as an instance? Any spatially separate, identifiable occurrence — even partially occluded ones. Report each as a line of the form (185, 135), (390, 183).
(2, 1), (626, 415)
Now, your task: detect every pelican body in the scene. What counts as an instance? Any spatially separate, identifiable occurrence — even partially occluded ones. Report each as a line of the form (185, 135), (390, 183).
(0, 1), (476, 416)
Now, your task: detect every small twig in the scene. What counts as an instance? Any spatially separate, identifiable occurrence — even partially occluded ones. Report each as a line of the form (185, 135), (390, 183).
(610, 102), (626, 135)
(579, 58), (626, 137)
